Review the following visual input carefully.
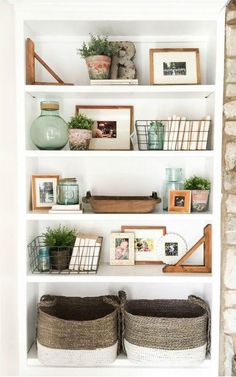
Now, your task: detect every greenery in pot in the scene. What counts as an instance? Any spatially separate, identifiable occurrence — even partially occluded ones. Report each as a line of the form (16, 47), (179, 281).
(67, 114), (94, 130)
(79, 34), (118, 58)
(184, 176), (211, 191)
(43, 225), (77, 249)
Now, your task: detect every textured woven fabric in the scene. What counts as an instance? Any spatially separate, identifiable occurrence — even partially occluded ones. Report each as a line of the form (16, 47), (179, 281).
(124, 295), (210, 352)
(37, 341), (118, 366)
(37, 295), (119, 350)
(124, 339), (207, 365)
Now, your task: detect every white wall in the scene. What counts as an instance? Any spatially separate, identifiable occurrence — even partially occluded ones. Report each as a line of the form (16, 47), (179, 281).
(0, 1), (18, 375)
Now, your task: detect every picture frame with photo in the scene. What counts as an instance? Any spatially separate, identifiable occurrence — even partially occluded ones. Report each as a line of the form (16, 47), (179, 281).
(157, 232), (188, 265)
(168, 190), (191, 213)
(150, 48), (200, 85)
(76, 105), (133, 150)
(110, 232), (135, 266)
(121, 225), (166, 264)
(32, 175), (59, 210)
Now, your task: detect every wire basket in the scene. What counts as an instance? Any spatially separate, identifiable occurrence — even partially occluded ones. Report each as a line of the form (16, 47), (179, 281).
(28, 236), (103, 274)
(135, 120), (211, 151)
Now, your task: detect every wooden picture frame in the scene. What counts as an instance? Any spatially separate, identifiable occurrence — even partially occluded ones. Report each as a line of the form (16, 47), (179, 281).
(150, 48), (200, 85)
(110, 232), (135, 266)
(121, 225), (166, 264)
(32, 175), (60, 211)
(75, 105), (133, 150)
(168, 190), (191, 213)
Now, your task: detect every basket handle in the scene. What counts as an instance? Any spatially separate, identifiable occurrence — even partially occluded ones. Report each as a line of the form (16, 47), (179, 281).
(188, 295), (211, 354)
(38, 295), (57, 308)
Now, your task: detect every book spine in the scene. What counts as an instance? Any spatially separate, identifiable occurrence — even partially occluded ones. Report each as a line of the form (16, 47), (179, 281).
(69, 237), (81, 271)
(189, 121), (200, 150)
(177, 117), (186, 150)
(163, 116), (171, 150)
(92, 242), (101, 271)
(202, 116), (211, 150)
(182, 121), (190, 150)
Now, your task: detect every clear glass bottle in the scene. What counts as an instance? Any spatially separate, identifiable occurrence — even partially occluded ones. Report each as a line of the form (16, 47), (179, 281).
(57, 178), (79, 205)
(30, 101), (68, 150)
(163, 168), (184, 211)
(38, 247), (50, 272)
(147, 121), (164, 150)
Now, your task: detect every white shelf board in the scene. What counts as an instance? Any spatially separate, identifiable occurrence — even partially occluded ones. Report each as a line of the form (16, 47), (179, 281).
(26, 211), (213, 221)
(25, 85), (215, 99)
(27, 263), (212, 283)
(28, 343), (211, 372)
(25, 150), (215, 158)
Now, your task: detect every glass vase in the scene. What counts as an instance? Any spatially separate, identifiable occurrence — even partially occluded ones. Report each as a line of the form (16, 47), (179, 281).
(163, 168), (184, 210)
(147, 121), (164, 150)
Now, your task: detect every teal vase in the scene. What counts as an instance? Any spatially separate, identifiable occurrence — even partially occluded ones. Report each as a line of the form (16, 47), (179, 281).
(147, 121), (164, 150)
(30, 102), (68, 150)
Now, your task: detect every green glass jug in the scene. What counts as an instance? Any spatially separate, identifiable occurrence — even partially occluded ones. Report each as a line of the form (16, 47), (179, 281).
(30, 101), (68, 150)
(147, 121), (164, 150)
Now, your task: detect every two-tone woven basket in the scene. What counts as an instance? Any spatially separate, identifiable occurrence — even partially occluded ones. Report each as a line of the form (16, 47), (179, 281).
(121, 292), (211, 366)
(37, 294), (121, 366)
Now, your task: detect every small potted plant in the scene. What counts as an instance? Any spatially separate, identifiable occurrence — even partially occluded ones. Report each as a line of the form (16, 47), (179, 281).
(42, 225), (77, 270)
(67, 113), (94, 150)
(79, 34), (117, 79)
(184, 176), (211, 212)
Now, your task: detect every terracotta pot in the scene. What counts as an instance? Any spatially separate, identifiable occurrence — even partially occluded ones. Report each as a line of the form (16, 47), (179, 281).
(85, 55), (111, 79)
(191, 190), (210, 212)
(68, 129), (92, 150)
(50, 249), (70, 271)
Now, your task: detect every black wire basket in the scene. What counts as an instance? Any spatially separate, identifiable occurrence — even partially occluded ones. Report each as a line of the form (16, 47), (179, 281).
(28, 236), (103, 274)
(135, 120), (211, 151)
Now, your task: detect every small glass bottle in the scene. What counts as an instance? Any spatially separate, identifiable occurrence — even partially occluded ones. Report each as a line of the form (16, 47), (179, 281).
(38, 247), (50, 272)
(30, 101), (68, 150)
(57, 178), (79, 205)
(147, 121), (164, 150)
(163, 168), (184, 211)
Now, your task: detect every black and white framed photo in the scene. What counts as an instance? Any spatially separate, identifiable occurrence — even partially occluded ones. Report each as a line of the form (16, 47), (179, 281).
(76, 106), (133, 150)
(32, 175), (59, 210)
(157, 233), (188, 265)
(110, 232), (135, 266)
(150, 48), (200, 85)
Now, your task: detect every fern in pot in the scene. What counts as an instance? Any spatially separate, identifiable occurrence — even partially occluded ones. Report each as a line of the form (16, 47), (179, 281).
(67, 113), (94, 150)
(184, 176), (211, 212)
(79, 34), (118, 80)
(42, 226), (77, 270)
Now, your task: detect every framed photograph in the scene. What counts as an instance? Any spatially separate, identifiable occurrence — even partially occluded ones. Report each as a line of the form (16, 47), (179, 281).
(157, 233), (188, 265)
(168, 190), (191, 213)
(110, 232), (135, 266)
(76, 105), (133, 150)
(121, 226), (166, 264)
(32, 175), (59, 210)
(150, 48), (200, 85)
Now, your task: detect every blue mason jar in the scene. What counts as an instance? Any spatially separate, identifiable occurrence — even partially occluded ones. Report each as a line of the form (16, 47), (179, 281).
(57, 178), (79, 205)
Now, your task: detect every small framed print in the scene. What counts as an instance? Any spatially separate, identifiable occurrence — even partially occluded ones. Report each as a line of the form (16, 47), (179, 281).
(76, 105), (133, 150)
(121, 226), (166, 264)
(150, 48), (200, 85)
(157, 233), (188, 265)
(32, 175), (59, 210)
(110, 232), (134, 266)
(168, 190), (191, 213)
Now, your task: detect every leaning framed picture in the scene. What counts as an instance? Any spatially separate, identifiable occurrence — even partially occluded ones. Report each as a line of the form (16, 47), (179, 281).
(110, 232), (135, 266)
(156, 233), (188, 265)
(150, 48), (200, 85)
(168, 190), (191, 213)
(32, 175), (59, 210)
(76, 105), (133, 150)
(121, 225), (166, 264)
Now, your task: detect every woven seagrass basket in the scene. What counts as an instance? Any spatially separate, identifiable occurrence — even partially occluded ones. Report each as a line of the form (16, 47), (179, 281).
(120, 292), (211, 366)
(37, 294), (121, 366)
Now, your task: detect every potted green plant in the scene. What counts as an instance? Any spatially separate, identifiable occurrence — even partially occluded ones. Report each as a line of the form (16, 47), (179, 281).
(67, 113), (94, 150)
(79, 34), (117, 79)
(42, 225), (77, 270)
(184, 176), (211, 212)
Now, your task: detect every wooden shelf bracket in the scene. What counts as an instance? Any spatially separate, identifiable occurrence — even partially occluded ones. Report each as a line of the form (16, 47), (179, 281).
(163, 224), (212, 273)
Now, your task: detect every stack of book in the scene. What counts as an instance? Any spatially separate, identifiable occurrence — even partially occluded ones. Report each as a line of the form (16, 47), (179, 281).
(69, 233), (102, 273)
(163, 115), (211, 151)
(49, 204), (83, 214)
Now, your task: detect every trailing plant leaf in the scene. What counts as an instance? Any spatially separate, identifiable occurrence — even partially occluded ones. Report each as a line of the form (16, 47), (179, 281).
(67, 114), (94, 130)
(184, 176), (211, 190)
(43, 225), (77, 248)
(79, 34), (118, 58)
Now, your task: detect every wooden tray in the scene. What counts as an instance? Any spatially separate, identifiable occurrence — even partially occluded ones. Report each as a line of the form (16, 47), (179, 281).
(83, 191), (161, 213)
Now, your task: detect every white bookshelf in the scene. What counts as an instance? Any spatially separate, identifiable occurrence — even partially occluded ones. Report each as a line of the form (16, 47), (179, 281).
(13, 1), (225, 376)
